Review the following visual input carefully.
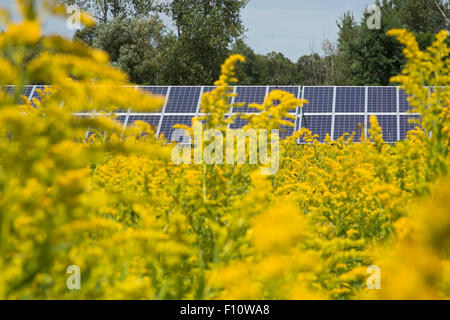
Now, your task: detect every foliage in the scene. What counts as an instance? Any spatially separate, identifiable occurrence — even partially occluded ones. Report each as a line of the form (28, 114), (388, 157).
(337, 0), (449, 85)
(74, 14), (167, 84)
(0, 1), (450, 300)
(63, 0), (163, 23)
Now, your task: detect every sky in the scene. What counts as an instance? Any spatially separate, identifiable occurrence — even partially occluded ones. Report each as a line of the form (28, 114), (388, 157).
(242, 0), (373, 61)
(0, 0), (374, 61)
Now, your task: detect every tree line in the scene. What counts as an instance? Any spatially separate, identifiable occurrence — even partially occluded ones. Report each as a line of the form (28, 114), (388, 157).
(65, 0), (449, 86)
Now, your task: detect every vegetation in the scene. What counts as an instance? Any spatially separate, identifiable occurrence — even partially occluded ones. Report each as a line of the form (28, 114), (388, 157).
(0, 0), (449, 300)
(65, 0), (448, 85)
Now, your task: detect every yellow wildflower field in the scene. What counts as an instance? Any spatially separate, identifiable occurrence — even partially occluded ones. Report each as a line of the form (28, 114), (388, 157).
(0, 0), (449, 300)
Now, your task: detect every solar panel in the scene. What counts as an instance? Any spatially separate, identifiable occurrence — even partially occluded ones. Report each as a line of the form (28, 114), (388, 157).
(202, 86), (217, 93)
(30, 85), (48, 107)
(233, 86), (267, 113)
(268, 86), (300, 112)
(164, 87), (201, 113)
(203, 86), (235, 94)
(302, 87), (333, 113)
(371, 115), (397, 143)
(334, 115), (365, 141)
(400, 114), (421, 140)
(278, 116), (296, 139)
(335, 87), (365, 113)
(159, 115), (194, 141)
(2, 85), (431, 144)
(127, 114), (161, 133)
(300, 115), (332, 142)
(230, 116), (248, 129)
(3, 85), (34, 103)
(200, 86), (234, 113)
(137, 86), (168, 113)
(115, 114), (127, 125)
(368, 87), (397, 113)
(399, 89), (412, 113)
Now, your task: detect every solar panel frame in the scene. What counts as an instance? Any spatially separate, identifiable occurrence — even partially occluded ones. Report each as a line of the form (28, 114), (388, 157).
(29, 85), (46, 104)
(232, 86), (268, 113)
(400, 114), (421, 140)
(198, 86), (234, 116)
(302, 86), (334, 113)
(278, 116), (297, 140)
(136, 86), (169, 113)
(298, 114), (333, 142)
(164, 86), (202, 114)
(126, 114), (161, 134)
(367, 86), (398, 113)
(159, 114), (194, 142)
(268, 86), (301, 112)
(370, 114), (398, 143)
(156, 86), (172, 137)
(334, 115), (365, 142)
(335, 86), (366, 113)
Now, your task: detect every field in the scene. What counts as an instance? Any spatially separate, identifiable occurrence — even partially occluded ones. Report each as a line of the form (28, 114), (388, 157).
(0, 2), (449, 300)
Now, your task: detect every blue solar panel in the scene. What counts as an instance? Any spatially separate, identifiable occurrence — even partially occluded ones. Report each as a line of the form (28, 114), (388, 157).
(234, 86), (267, 113)
(268, 86), (300, 112)
(334, 115), (365, 141)
(371, 115), (397, 143)
(400, 115), (421, 140)
(165, 87), (201, 113)
(230, 116), (248, 129)
(278, 117), (296, 139)
(200, 86), (234, 112)
(3, 85), (34, 103)
(335, 87), (365, 113)
(399, 89), (413, 113)
(203, 86), (235, 94)
(202, 86), (217, 93)
(137, 86), (168, 113)
(30, 85), (48, 107)
(368, 87), (397, 113)
(268, 86), (299, 96)
(300, 115), (332, 142)
(159, 115), (194, 141)
(127, 114), (160, 133)
(302, 87), (333, 113)
(115, 115), (127, 125)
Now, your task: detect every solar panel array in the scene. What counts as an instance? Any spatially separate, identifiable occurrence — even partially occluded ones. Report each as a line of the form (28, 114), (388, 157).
(300, 86), (420, 142)
(3, 85), (423, 142)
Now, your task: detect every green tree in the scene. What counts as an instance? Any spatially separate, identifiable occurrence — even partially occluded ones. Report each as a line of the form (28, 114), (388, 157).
(251, 52), (297, 85)
(230, 39), (257, 85)
(161, 0), (249, 84)
(391, 0), (449, 34)
(337, 0), (449, 85)
(64, 0), (163, 23)
(296, 53), (326, 85)
(74, 15), (167, 84)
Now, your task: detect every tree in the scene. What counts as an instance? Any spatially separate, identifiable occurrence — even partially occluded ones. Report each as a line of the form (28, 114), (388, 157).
(162, 0), (249, 84)
(296, 53), (326, 85)
(336, 0), (449, 85)
(392, 0), (449, 34)
(75, 15), (168, 84)
(64, 0), (163, 23)
(230, 39), (257, 85)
